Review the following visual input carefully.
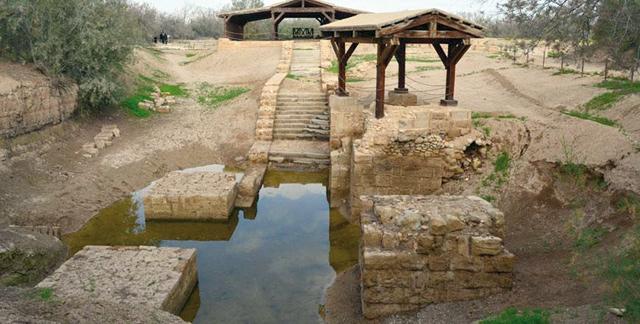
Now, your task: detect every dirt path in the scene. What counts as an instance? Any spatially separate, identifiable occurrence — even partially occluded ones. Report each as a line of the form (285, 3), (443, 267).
(0, 40), (282, 233)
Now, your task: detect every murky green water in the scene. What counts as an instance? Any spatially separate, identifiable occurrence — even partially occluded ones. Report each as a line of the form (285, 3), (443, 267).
(63, 169), (360, 323)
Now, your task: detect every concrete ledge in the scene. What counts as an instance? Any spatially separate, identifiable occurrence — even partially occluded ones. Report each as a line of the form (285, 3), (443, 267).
(144, 172), (238, 221)
(37, 246), (198, 315)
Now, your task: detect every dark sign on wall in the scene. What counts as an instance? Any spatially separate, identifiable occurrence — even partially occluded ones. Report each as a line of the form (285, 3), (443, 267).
(292, 28), (315, 39)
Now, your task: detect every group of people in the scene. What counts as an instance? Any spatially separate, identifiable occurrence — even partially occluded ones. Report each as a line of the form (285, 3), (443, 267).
(154, 31), (169, 45)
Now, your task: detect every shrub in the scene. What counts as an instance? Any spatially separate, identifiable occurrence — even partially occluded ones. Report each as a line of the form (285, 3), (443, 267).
(0, 0), (142, 111)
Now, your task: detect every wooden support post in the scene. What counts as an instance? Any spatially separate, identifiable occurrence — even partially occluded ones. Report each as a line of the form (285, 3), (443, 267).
(330, 40), (358, 96)
(604, 59), (609, 81)
(375, 42), (398, 118)
(394, 42), (407, 93)
(337, 41), (347, 95)
(438, 41), (470, 106)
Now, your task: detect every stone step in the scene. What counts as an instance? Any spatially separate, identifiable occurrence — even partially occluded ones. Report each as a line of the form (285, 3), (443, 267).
(269, 151), (330, 160)
(277, 107), (327, 113)
(277, 102), (328, 106)
(275, 113), (320, 120)
(305, 128), (329, 136)
(276, 110), (327, 115)
(273, 126), (308, 132)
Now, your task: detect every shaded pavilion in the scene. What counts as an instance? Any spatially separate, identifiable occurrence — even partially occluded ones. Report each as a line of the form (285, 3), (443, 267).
(218, 0), (365, 40)
(319, 9), (484, 118)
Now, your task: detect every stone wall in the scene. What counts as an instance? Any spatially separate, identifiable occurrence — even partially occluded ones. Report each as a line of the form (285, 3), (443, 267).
(349, 104), (486, 218)
(0, 62), (78, 138)
(255, 41), (293, 142)
(360, 195), (514, 319)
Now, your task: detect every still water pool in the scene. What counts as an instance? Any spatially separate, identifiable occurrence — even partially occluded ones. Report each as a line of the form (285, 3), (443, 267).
(63, 169), (360, 323)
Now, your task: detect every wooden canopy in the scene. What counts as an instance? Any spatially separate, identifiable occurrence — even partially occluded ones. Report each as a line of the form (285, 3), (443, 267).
(218, 0), (365, 40)
(320, 9), (484, 118)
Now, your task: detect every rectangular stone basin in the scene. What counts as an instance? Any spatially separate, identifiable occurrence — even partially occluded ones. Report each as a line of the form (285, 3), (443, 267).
(37, 246), (197, 315)
(144, 171), (238, 221)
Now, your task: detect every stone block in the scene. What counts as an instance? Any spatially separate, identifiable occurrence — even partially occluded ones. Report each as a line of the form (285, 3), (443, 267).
(471, 236), (503, 256)
(387, 91), (418, 106)
(235, 164), (267, 208)
(144, 171), (238, 221)
(37, 246), (197, 315)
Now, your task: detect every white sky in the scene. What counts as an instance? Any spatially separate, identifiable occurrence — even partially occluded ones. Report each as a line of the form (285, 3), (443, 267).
(132, 0), (501, 15)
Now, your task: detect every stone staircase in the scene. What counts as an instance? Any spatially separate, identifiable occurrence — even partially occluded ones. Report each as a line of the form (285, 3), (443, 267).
(273, 93), (329, 141)
(269, 41), (330, 169)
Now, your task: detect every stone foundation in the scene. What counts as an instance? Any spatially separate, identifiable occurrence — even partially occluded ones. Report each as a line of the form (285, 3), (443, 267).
(37, 246), (197, 315)
(387, 90), (418, 106)
(349, 104), (486, 218)
(1, 62), (78, 138)
(144, 172), (238, 221)
(360, 195), (514, 319)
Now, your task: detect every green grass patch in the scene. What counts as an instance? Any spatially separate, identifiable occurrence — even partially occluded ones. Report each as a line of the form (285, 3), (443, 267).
(407, 56), (440, 63)
(481, 152), (511, 189)
(561, 110), (617, 127)
(196, 83), (250, 108)
(121, 74), (186, 118)
(553, 68), (579, 76)
(159, 84), (188, 97)
(415, 65), (443, 72)
(574, 227), (607, 251)
(617, 194), (640, 217)
(547, 50), (562, 58)
(287, 73), (301, 80)
(494, 151), (511, 173)
(347, 77), (367, 83)
(481, 194), (496, 203)
(38, 287), (54, 301)
(326, 54), (377, 73)
(559, 161), (588, 180)
(185, 53), (196, 58)
(482, 126), (491, 137)
(584, 79), (640, 111)
(481, 307), (550, 324)
(487, 54), (501, 59)
(604, 225), (640, 321)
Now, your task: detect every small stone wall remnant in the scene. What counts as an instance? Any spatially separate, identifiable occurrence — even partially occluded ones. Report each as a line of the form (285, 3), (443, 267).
(144, 172), (238, 221)
(360, 195), (514, 319)
(349, 104), (486, 218)
(1, 62), (78, 138)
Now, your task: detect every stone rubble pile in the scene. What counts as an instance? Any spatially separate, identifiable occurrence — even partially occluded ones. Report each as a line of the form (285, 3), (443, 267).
(81, 124), (120, 158)
(137, 86), (177, 113)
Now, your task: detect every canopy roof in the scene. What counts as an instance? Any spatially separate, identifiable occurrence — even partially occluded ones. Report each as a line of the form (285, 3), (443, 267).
(320, 9), (484, 38)
(218, 0), (366, 20)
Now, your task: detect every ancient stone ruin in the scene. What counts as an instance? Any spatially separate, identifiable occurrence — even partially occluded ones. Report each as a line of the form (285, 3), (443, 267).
(37, 246), (197, 315)
(144, 171), (238, 220)
(137, 86), (177, 113)
(0, 62), (78, 138)
(360, 195), (514, 318)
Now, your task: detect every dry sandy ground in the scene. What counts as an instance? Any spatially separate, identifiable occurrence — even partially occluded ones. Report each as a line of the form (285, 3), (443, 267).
(0, 40), (281, 233)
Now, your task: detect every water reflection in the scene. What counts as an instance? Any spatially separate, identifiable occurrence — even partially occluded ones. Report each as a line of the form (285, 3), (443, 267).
(62, 170), (360, 324)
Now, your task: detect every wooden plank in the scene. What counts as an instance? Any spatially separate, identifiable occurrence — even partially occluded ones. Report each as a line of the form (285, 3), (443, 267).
(272, 7), (334, 13)
(337, 41), (347, 96)
(450, 44), (471, 65)
(394, 30), (471, 39)
(345, 43), (359, 61)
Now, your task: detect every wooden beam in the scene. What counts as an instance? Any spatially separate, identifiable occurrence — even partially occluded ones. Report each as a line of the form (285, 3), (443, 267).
(433, 43), (448, 67)
(345, 43), (359, 61)
(450, 44), (471, 65)
(272, 7), (335, 13)
(394, 30), (472, 39)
